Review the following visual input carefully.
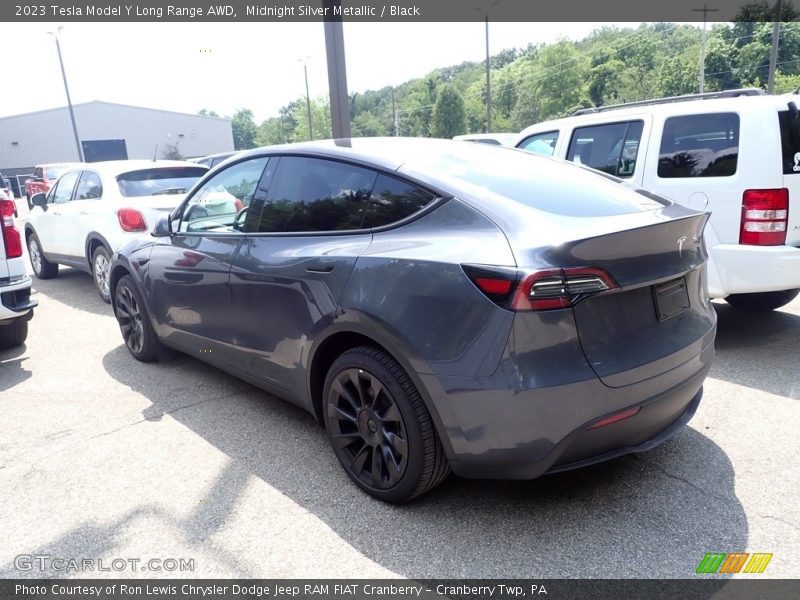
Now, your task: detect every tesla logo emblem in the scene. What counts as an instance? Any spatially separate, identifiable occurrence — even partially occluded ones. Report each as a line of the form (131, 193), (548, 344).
(794, 152), (800, 172)
(677, 236), (688, 254)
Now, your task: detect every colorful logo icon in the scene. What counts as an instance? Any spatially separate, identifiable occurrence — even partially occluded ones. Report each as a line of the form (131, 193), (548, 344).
(696, 552), (773, 574)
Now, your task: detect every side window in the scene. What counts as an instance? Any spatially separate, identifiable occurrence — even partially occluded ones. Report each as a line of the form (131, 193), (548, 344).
(567, 121), (643, 178)
(255, 157), (377, 233)
(363, 174), (436, 228)
(74, 171), (103, 200)
(33, 167), (42, 180)
(658, 113), (739, 178)
(779, 110), (800, 175)
(179, 157), (269, 233)
(51, 171), (79, 204)
(518, 131), (559, 157)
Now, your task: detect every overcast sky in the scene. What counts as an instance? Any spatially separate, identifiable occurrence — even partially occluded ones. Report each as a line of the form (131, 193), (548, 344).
(0, 22), (680, 123)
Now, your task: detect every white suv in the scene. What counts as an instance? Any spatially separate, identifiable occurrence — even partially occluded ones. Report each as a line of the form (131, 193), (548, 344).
(25, 160), (208, 302)
(0, 196), (36, 348)
(516, 89), (800, 311)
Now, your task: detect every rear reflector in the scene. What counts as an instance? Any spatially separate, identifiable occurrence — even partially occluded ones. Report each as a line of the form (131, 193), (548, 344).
(740, 189), (788, 246)
(473, 277), (513, 296)
(0, 199), (22, 259)
(587, 406), (641, 430)
(117, 208), (147, 232)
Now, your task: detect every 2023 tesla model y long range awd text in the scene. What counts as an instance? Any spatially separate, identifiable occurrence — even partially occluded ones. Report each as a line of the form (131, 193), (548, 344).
(109, 138), (716, 502)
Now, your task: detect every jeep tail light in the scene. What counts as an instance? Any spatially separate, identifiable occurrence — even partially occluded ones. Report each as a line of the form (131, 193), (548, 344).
(0, 199), (22, 258)
(740, 189), (788, 246)
(117, 208), (147, 232)
(463, 265), (617, 311)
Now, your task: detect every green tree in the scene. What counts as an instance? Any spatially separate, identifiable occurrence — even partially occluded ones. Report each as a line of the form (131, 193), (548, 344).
(160, 142), (184, 160)
(231, 108), (258, 150)
(431, 85), (467, 138)
(198, 108), (220, 117)
(352, 111), (388, 137)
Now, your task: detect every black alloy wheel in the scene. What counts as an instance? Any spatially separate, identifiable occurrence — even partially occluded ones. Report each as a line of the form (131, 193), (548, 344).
(323, 346), (450, 503)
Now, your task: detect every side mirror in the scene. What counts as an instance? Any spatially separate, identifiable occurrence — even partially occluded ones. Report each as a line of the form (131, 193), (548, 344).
(31, 193), (47, 208)
(152, 214), (172, 237)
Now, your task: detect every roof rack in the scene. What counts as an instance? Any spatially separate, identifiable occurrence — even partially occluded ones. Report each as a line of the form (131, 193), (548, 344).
(571, 88), (765, 116)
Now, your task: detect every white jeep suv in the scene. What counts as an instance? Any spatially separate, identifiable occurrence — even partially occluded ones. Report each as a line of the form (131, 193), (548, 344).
(0, 196), (36, 348)
(25, 160), (208, 302)
(516, 89), (800, 311)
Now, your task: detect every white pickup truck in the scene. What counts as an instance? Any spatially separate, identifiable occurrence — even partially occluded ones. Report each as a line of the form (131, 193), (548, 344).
(0, 196), (36, 348)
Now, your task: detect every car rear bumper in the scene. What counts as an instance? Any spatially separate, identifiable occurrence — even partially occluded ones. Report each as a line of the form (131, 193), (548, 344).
(0, 275), (37, 322)
(422, 333), (713, 480)
(708, 243), (800, 297)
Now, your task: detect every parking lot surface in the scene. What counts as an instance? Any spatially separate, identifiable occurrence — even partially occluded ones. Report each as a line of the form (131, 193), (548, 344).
(1, 204), (798, 578)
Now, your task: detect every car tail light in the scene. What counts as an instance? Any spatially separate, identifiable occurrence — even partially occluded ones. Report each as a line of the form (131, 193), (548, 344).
(740, 189), (788, 246)
(463, 265), (617, 311)
(0, 199), (22, 258)
(117, 208), (147, 232)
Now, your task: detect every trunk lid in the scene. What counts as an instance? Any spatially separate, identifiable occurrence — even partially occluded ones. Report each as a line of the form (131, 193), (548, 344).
(550, 211), (714, 387)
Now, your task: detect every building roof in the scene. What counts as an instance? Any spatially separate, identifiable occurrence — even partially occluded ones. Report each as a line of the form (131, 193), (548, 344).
(0, 100), (231, 122)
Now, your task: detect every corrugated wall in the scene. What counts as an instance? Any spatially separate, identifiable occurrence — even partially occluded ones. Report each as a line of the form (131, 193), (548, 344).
(0, 101), (235, 170)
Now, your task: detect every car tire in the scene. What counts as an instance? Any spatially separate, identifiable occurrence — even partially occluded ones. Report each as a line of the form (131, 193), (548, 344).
(27, 233), (59, 279)
(114, 275), (165, 362)
(725, 289), (800, 312)
(91, 246), (112, 303)
(0, 318), (28, 349)
(323, 345), (450, 503)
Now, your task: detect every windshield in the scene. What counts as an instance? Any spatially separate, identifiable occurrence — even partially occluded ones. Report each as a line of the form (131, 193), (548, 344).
(116, 166), (207, 197)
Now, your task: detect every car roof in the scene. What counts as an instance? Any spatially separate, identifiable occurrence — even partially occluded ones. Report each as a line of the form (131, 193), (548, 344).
(516, 93), (798, 140)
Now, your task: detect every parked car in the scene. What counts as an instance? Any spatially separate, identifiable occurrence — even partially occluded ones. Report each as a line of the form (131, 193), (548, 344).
(191, 151), (238, 169)
(0, 196), (36, 348)
(516, 88), (800, 311)
(453, 133), (518, 146)
(24, 163), (84, 209)
(108, 138), (715, 502)
(24, 160), (208, 303)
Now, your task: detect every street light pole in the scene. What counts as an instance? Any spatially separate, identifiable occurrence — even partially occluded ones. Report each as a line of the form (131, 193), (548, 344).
(693, 3), (719, 94)
(50, 27), (83, 162)
(303, 62), (313, 140)
(484, 15), (492, 133)
(768, 0), (785, 94)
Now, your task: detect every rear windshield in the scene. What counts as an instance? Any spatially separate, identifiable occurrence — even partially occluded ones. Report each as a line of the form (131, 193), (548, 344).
(116, 167), (207, 197)
(779, 109), (800, 175)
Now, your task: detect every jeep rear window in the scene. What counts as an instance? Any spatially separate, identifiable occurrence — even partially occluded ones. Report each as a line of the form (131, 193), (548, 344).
(116, 167), (207, 197)
(778, 109), (800, 174)
(658, 113), (739, 178)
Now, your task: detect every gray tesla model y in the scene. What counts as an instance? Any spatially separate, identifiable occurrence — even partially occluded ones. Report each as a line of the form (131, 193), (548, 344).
(109, 138), (715, 502)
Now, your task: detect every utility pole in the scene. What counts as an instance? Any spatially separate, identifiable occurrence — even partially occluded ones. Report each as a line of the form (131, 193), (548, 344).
(693, 3), (719, 93)
(49, 27), (83, 162)
(391, 89), (398, 136)
(300, 60), (313, 141)
(484, 15), (492, 133)
(768, 0), (784, 94)
(323, 0), (352, 139)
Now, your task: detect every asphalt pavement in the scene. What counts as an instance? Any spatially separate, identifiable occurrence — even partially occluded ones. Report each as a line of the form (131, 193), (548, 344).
(0, 199), (798, 578)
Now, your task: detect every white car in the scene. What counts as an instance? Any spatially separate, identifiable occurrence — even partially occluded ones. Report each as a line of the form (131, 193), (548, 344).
(24, 160), (208, 302)
(0, 195), (36, 348)
(516, 89), (800, 311)
(453, 133), (518, 147)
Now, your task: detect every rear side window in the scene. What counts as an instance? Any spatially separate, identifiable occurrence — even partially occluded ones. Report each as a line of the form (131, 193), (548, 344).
(74, 171), (102, 200)
(566, 121), (643, 178)
(116, 167), (207, 197)
(363, 174), (436, 228)
(779, 110), (800, 174)
(658, 113), (739, 178)
(256, 157), (377, 233)
(517, 131), (559, 157)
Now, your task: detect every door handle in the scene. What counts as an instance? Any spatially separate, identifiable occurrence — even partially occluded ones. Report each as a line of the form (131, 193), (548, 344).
(51, 211), (61, 216)
(79, 210), (89, 215)
(306, 265), (335, 273)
